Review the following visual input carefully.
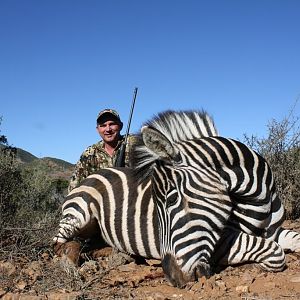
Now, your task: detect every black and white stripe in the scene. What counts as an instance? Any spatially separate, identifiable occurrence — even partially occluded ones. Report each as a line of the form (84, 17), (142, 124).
(140, 126), (300, 286)
(54, 110), (217, 260)
(53, 110), (300, 287)
(55, 168), (160, 259)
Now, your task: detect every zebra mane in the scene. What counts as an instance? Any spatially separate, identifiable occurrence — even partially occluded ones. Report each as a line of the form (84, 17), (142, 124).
(129, 109), (218, 181)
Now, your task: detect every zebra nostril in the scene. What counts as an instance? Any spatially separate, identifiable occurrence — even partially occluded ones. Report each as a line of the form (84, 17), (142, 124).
(195, 262), (211, 280)
(161, 253), (192, 288)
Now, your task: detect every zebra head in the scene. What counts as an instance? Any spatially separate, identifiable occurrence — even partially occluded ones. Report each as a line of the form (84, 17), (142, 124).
(133, 110), (225, 287)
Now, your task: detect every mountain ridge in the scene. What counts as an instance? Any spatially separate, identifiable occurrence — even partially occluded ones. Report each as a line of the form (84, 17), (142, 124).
(13, 147), (74, 180)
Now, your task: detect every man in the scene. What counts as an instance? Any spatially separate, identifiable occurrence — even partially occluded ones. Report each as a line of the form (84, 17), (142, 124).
(68, 108), (136, 192)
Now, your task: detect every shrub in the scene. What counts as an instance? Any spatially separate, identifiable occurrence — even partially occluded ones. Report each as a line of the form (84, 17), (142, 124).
(243, 100), (300, 219)
(0, 117), (62, 259)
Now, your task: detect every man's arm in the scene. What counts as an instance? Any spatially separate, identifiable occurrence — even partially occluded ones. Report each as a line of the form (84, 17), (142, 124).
(68, 147), (94, 193)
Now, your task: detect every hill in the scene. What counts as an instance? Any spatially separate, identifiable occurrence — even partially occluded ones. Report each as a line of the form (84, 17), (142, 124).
(15, 147), (74, 180)
(15, 147), (38, 163)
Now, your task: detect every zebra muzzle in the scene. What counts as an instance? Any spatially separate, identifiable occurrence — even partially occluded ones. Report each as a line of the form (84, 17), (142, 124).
(194, 261), (211, 279)
(161, 253), (196, 287)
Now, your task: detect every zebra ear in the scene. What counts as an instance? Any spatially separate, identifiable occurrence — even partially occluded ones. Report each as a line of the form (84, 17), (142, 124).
(141, 126), (179, 161)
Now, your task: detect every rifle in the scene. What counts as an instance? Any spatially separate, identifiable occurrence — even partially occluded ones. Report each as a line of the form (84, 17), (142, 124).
(114, 87), (138, 167)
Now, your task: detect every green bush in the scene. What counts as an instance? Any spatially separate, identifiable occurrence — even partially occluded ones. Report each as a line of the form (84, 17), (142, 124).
(0, 118), (63, 259)
(243, 101), (300, 219)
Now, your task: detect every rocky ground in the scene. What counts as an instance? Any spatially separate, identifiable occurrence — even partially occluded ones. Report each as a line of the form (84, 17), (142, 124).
(1, 220), (300, 300)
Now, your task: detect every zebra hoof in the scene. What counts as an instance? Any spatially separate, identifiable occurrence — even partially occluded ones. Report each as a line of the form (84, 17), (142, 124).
(90, 246), (113, 259)
(53, 241), (81, 266)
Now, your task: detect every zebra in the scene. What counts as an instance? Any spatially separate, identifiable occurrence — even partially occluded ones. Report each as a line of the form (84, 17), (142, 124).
(139, 123), (300, 286)
(53, 110), (217, 261)
(53, 110), (300, 287)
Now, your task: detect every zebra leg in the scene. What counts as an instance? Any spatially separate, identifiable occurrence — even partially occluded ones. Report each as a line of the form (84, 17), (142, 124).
(270, 227), (300, 253)
(53, 189), (102, 245)
(52, 215), (86, 266)
(263, 194), (300, 252)
(213, 228), (286, 272)
(53, 215), (83, 245)
(53, 211), (100, 265)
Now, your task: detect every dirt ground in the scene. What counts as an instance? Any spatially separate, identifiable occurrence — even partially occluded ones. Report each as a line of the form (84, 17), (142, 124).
(1, 220), (300, 300)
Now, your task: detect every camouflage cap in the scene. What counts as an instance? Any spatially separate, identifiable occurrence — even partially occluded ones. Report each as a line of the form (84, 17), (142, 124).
(97, 109), (121, 124)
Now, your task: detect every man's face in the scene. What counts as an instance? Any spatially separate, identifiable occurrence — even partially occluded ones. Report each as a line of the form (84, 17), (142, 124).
(96, 119), (122, 144)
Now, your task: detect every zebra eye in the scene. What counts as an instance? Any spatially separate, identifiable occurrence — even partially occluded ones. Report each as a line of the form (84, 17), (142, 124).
(166, 189), (178, 208)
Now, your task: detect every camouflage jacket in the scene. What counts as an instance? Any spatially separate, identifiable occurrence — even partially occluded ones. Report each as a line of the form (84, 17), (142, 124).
(68, 134), (137, 192)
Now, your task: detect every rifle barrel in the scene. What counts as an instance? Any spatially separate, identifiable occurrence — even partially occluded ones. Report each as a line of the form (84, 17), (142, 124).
(124, 87), (138, 143)
(114, 87), (138, 167)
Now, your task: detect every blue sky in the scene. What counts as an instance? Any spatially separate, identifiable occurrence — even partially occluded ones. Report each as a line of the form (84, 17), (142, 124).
(1, 0), (300, 164)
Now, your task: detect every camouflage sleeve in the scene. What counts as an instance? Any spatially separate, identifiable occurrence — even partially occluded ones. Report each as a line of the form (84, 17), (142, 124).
(68, 146), (94, 193)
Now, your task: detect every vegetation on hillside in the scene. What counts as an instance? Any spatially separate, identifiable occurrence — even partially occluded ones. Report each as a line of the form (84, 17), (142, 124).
(0, 117), (69, 260)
